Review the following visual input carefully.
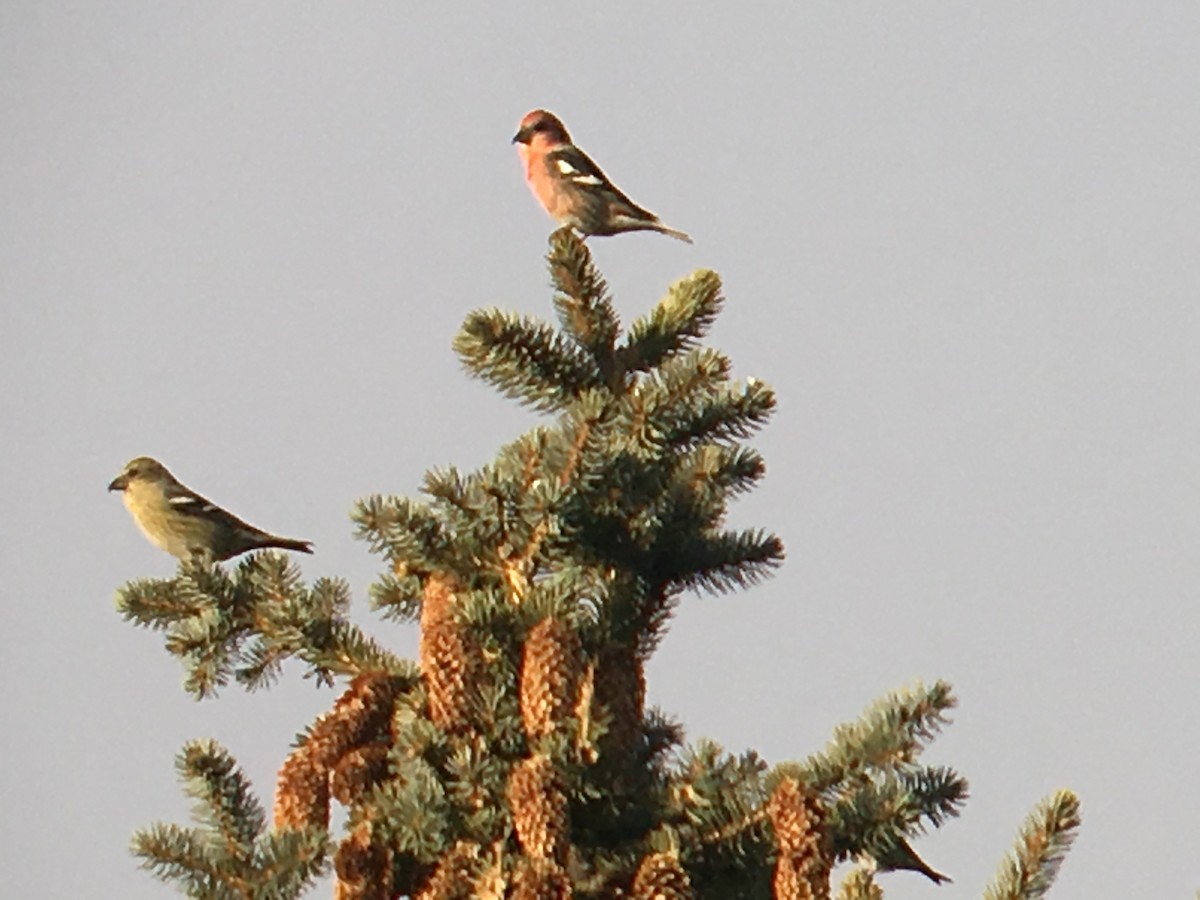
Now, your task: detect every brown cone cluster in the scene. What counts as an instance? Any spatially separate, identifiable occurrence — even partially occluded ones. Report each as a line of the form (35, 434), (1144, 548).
(507, 754), (569, 864)
(593, 645), (645, 759)
(511, 858), (573, 900)
(420, 573), (477, 733)
(333, 821), (393, 900)
(416, 842), (484, 900)
(331, 741), (391, 805)
(520, 617), (583, 742)
(767, 777), (831, 900)
(272, 747), (330, 835)
(274, 672), (398, 831)
(631, 851), (693, 899)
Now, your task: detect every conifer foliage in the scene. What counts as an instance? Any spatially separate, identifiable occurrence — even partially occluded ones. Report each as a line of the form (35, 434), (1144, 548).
(116, 230), (1080, 897)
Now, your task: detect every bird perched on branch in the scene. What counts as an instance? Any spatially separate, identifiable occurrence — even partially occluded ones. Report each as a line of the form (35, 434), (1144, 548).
(862, 837), (951, 884)
(512, 108), (692, 243)
(108, 456), (313, 562)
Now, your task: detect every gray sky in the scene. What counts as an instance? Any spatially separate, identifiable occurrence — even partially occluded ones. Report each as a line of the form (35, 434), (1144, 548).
(3, 3), (1197, 897)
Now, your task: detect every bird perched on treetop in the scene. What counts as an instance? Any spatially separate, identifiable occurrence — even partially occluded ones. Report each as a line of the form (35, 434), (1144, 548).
(108, 456), (313, 562)
(512, 109), (692, 243)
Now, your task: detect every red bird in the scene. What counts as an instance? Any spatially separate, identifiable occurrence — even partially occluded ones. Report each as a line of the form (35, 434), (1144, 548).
(512, 109), (692, 243)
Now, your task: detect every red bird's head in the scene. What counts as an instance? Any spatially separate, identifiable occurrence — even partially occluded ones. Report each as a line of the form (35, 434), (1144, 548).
(512, 109), (571, 146)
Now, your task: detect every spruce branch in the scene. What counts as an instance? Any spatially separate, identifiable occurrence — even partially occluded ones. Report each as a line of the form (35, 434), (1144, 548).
(663, 740), (776, 898)
(365, 754), (454, 859)
(547, 228), (621, 365)
(419, 466), (474, 515)
(784, 680), (958, 792)
(674, 445), (767, 503)
(353, 493), (452, 575)
(983, 790), (1081, 900)
(132, 823), (232, 898)
(623, 270), (725, 374)
(115, 575), (209, 628)
(671, 741), (770, 843)
(821, 765), (966, 873)
(256, 828), (337, 896)
(626, 349), (775, 454)
(654, 373), (777, 451)
(181, 740), (266, 860)
(117, 556), (407, 699)
(650, 527), (786, 595)
(733, 684), (967, 885)
(558, 404), (602, 489)
(837, 868), (883, 900)
(133, 740), (329, 898)
(455, 308), (602, 411)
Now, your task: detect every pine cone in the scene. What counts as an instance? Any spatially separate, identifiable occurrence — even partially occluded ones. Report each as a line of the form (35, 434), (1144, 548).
(507, 755), (568, 863)
(331, 741), (390, 805)
(631, 851), (693, 900)
(273, 745), (329, 831)
(274, 673), (398, 830)
(768, 778), (830, 900)
(521, 617), (583, 742)
(309, 673), (399, 766)
(417, 842), (484, 900)
(772, 859), (816, 900)
(510, 858), (573, 900)
(421, 574), (476, 732)
(334, 821), (393, 900)
(594, 645), (644, 759)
